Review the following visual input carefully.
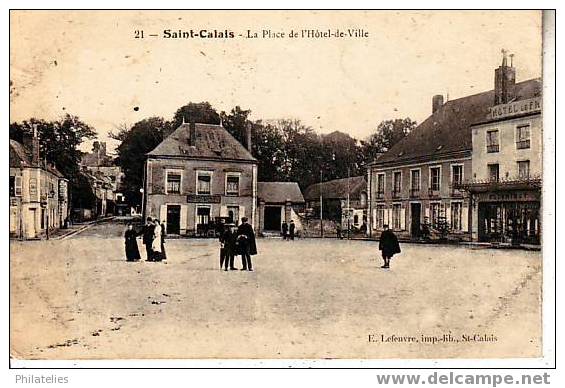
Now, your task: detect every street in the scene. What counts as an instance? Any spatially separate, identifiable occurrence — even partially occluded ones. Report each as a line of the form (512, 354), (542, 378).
(10, 220), (542, 359)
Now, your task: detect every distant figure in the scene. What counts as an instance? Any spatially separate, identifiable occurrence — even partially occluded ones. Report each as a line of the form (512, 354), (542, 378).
(336, 223), (343, 240)
(289, 220), (296, 240)
(124, 223), (141, 262)
(220, 223), (237, 271)
(378, 224), (401, 269)
(281, 221), (289, 240)
(151, 219), (163, 262)
(236, 217), (257, 271)
(142, 217), (155, 262)
(160, 221), (167, 261)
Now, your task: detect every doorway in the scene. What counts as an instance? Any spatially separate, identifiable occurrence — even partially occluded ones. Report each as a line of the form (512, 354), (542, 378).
(166, 205), (181, 234)
(264, 206), (282, 231)
(410, 203), (421, 238)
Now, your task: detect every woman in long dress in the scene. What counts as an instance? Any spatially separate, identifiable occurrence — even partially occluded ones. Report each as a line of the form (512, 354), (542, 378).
(124, 223), (141, 262)
(151, 219), (163, 261)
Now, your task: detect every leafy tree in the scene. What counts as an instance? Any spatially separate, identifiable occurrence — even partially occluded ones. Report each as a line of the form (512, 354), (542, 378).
(110, 117), (172, 208)
(360, 118), (417, 166)
(171, 102), (220, 128)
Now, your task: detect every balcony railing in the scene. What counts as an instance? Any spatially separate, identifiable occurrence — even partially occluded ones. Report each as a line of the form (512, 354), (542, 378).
(392, 190), (401, 199)
(410, 188), (420, 198)
(450, 186), (464, 197)
(428, 188), (440, 198)
(516, 140), (530, 149)
(487, 144), (500, 153)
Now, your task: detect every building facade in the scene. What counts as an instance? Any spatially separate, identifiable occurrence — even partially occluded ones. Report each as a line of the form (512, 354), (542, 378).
(459, 56), (542, 245)
(143, 122), (258, 235)
(9, 135), (68, 239)
(366, 54), (540, 243)
(257, 182), (305, 234)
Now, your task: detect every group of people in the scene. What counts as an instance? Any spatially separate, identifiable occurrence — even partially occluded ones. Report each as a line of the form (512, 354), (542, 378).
(281, 220), (296, 240)
(124, 217), (167, 262)
(219, 217), (257, 271)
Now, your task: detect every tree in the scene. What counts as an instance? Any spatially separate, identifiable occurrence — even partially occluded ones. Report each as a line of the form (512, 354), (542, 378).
(9, 115), (97, 209)
(111, 117), (172, 208)
(171, 102), (220, 128)
(360, 118), (417, 166)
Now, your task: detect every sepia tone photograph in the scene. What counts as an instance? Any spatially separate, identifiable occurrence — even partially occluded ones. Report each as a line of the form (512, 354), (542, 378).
(8, 10), (551, 362)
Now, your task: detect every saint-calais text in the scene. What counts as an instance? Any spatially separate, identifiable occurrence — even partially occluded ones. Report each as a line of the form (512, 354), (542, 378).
(163, 29), (235, 39)
(15, 374), (69, 384)
(368, 333), (498, 344)
(147, 28), (368, 40)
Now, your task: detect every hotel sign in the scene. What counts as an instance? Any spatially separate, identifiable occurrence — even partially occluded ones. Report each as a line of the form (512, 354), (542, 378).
(488, 97), (541, 120)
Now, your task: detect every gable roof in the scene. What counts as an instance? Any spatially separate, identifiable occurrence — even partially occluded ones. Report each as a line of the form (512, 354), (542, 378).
(147, 123), (257, 162)
(303, 176), (367, 201)
(10, 140), (31, 168)
(370, 78), (541, 167)
(258, 182), (305, 204)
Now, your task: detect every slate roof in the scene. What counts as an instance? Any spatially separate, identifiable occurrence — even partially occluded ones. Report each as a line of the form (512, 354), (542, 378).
(258, 182), (305, 204)
(9, 140), (31, 168)
(147, 123), (257, 162)
(369, 78), (541, 166)
(303, 176), (367, 201)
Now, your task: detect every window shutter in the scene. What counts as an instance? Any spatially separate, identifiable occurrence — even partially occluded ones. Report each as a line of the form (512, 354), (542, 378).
(446, 204), (451, 229)
(15, 176), (22, 197)
(385, 208), (391, 226)
(461, 206), (468, 232)
(424, 206), (430, 222)
(239, 206), (245, 219)
(372, 208), (377, 229)
(159, 205), (167, 223)
(400, 207), (406, 230)
(220, 205), (228, 217)
(180, 205), (188, 231)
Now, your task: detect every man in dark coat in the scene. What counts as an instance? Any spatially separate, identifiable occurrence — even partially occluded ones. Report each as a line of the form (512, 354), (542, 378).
(124, 223), (141, 262)
(281, 221), (288, 240)
(289, 220), (296, 240)
(219, 223), (237, 271)
(236, 217), (257, 271)
(142, 217), (155, 262)
(378, 224), (401, 269)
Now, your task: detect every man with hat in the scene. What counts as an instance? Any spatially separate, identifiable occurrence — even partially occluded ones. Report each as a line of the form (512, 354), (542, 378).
(219, 222), (237, 271)
(236, 217), (257, 271)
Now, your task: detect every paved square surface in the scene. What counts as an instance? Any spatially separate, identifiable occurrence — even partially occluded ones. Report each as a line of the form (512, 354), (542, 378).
(10, 222), (542, 359)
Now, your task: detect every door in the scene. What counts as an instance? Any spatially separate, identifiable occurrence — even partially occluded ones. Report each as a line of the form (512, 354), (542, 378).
(166, 205), (181, 234)
(26, 209), (37, 239)
(410, 203), (421, 237)
(227, 206), (239, 225)
(264, 206), (282, 231)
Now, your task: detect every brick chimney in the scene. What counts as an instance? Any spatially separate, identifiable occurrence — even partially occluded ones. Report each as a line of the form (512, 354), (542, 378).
(189, 121), (196, 146)
(31, 124), (40, 167)
(245, 122), (252, 153)
(494, 49), (516, 105)
(432, 94), (444, 114)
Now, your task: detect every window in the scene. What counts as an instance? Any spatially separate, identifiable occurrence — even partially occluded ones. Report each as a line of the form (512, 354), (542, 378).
(393, 171), (402, 195)
(451, 165), (463, 186)
(392, 204), (402, 230)
(410, 169), (420, 192)
(353, 214), (359, 225)
(451, 202), (462, 231)
(516, 125), (531, 149)
(518, 160), (530, 179)
(488, 164), (500, 182)
(10, 176), (22, 197)
(376, 205), (385, 228)
(486, 130), (500, 153)
(430, 167), (441, 191)
(196, 206), (211, 226)
(360, 192), (367, 207)
(226, 175), (240, 196)
(376, 173), (385, 196)
(227, 206), (239, 224)
(197, 173), (212, 195)
(29, 178), (37, 198)
(166, 172), (181, 194)
(430, 203), (441, 227)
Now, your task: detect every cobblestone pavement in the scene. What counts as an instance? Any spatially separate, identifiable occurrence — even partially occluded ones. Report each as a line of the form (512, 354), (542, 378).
(10, 221), (542, 359)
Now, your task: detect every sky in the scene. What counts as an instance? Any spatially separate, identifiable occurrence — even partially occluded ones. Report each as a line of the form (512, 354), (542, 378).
(10, 10), (542, 153)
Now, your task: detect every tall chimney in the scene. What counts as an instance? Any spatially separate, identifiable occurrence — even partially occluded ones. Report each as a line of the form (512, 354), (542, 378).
(245, 122), (253, 153)
(32, 124), (40, 167)
(432, 95), (444, 114)
(494, 49), (516, 105)
(189, 121), (196, 146)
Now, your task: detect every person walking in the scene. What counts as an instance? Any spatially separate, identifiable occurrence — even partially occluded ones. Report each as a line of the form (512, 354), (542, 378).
(151, 219), (163, 262)
(281, 221), (288, 240)
(142, 217), (155, 262)
(236, 217), (257, 271)
(289, 220), (296, 240)
(378, 224), (401, 269)
(124, 223), (141, 262)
